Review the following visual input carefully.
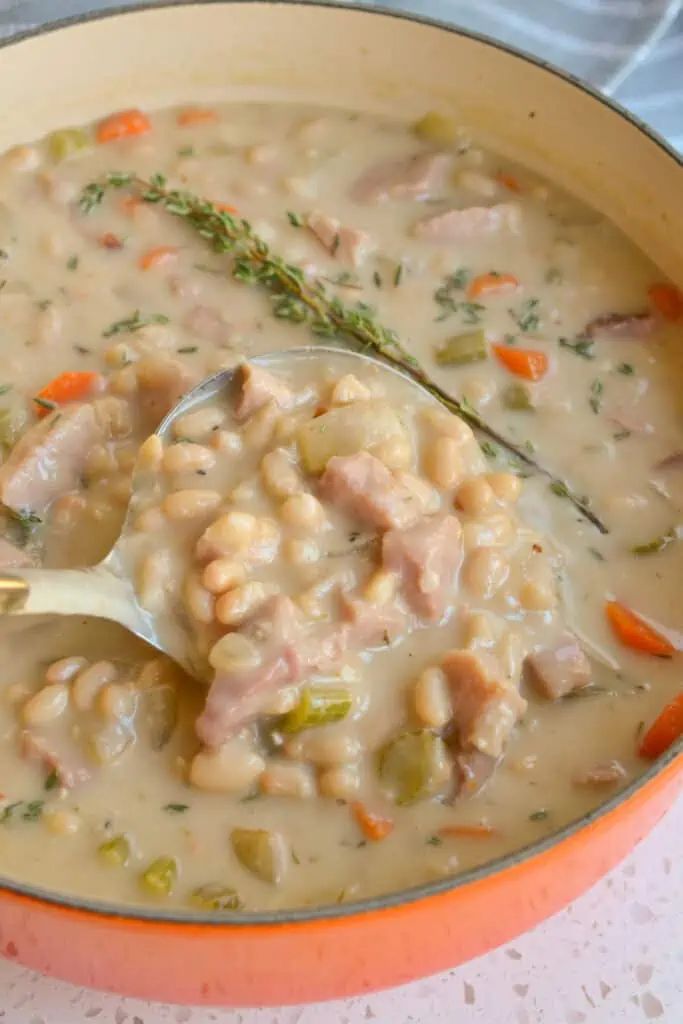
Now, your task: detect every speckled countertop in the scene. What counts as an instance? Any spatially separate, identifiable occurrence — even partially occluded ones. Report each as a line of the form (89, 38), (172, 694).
(0, 795), (680, 1021)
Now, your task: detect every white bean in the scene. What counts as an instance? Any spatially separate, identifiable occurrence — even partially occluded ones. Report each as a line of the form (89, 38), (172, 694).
(463, 513), (514, 551)
(162, 489), (222, 520)
(318, 764), (361, 800)
(456, 476), (496, 516)
(184, 572), (215, 624)
(45, 656), (88, 684)
(425, 435), (463, 490)
(260, 448), (302, 499)
(260, 761), (315, 798)
(163, 443), (216, 474)
(44, 809), (81, 836)
(134, 506), (166, 533)
(286, 731), (361, 767)
(283, 538), (320, 566)
(196, 511), (258, 559)
(371, 435), (413, 471)
(92, 396), (131, 439)
(422, 407), (474, 444)
(462, 547), (510, 599)
(98, 682), (137, 721)
(22, 683), (69, 726)
(214, 582), (279, 626)
(280, 493), (328, 532)
(202, 558), (247, 595)
(209, 632), (262, 673)
(363, 570), (397, 606)
(486, 472), (522, 505)
(136, 434), (163, 472)
(414, 667), (452, 728)
(190, 740), (265, 793)
(330, 374), (371, 405)
(138, 551), (172, 613)
(72, 661), (118, 711)
(174, 407), (225, 442)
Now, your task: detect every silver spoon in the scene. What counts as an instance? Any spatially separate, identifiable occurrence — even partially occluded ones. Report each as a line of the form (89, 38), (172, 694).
(0, 346), (433, 678)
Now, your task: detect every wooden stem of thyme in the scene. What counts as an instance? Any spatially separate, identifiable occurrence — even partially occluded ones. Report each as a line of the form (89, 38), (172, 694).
(80, 172), (607, 534)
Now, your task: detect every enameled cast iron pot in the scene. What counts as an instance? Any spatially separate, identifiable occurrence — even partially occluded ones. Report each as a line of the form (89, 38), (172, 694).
(0, 1), (681, 1005)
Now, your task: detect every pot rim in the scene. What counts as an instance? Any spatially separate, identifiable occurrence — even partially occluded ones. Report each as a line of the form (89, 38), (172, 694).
(0, 0), (681, 929)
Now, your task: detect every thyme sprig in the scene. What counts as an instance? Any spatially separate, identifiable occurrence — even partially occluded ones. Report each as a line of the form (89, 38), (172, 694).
(79, 172), (607, 533)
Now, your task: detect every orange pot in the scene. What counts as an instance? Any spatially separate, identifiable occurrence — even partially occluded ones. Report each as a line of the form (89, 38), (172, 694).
(0, 2), (681, 1006)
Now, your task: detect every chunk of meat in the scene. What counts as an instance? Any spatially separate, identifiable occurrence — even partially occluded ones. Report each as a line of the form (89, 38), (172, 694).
(319, 452), (424, 530)
(0, 536), (33, 568)
(183, 304), (234, 345)
(382, 515), (463, 621)
(455, 750), (499, 798)
(414, 202), (521, 242)
(524, 634), (591, 700)
(585, 312), (654, 339)
(574, 759), (627, 787)
(0, 403), (103, 515)
(442, 649), (527, 758)
(234, 363), (294, 422)
(21, 730), (91, 789)
(136, 356), (196, 430)
(307, 211), (374, 266)
(351, 152), (451, 203)
(341, 595), (408, 649)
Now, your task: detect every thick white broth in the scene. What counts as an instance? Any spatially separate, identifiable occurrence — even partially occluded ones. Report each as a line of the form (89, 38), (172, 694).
(0, 102), (679, 912)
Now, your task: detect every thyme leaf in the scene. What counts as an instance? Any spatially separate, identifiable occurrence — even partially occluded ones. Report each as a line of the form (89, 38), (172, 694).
(103, 310), (169, 338)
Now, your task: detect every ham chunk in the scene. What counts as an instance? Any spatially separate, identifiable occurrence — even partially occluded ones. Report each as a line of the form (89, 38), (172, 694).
(136, 355), (196, 429)
(442, 649), (527, 758)
(382, 515), (463, 621)
(351, 152), (451, 203)
(319, 452), (424, 530)
(307, 211), (373, 266)
(342, 595), (408, 649)
(0, 537), (33, 568)
(585, 312), (654, 339)
(183, 304), (234, 344)
(234, 363), (294, 422)
(414, 202), (521, 242)
(456, 749), (499, 797)
(574, 760), (627, 788)
(524, 633), (591, 700)
(0, 404), (102, 515)
(22, 730), (91, 789)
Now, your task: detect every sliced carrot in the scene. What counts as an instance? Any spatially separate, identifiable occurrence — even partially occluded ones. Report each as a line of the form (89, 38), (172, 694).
(120, 195), (142, 217)
(96, 108), (151, 144)
(177, 107), (218, 127)
(496, 171), (522, 192)
(467, 272), (519, 301)
(648, 282), (683, 321)
(493, 344), (548, 381)
(139, 245), (179, 271)
(439, 823), (498, 839)
(34, 371), (101, 417)
(99, 232), (123, 250)
(639, 693), (683, 759)
(213, 200), (239, 215)
(351, 802), (394, 842)
(605, 601), (675, 658)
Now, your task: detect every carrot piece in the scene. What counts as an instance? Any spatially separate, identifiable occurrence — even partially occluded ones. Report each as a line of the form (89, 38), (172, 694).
(351, 802), (394, 842)
(648, 282), (683, 321)
(99, 232), (123, 250)
(605, 601), (675, 658)
(177, 107), (218, 127)
(96, 108), (151, 144)
(34, 371), (101, 417)
(493, 344), (548, 381)
(467, 272), (519, 300)
(439, 823), (498, 839)
(496, 171), (522, 192)
(139, 245), (179, 270)
(213, 200), (239, 215)
(639, 693), (683, 759)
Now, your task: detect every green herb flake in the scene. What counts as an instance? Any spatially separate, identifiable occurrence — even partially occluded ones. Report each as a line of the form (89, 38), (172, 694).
(0, 801), (22, 824)
(163, 803), (189, 813)
(103, 310), (170, 338)
(66, 255), (79, 271)
(426, 835), (443, 846)
(0, 249), (8, 260)
(287, 211), (304, 228)
(177, 346), (198, 354)
(22, 800), (44, 822)
(510, 297), (540, 333)
(481, 441), (498, 459)
(393, 262), (403, 287)
(529, 809), (549, 822)
(617, 362), (635, 375)
(559, 336), (595, 360)
(178, 145), (195, 158)
(33, 397), (57, 413)
(73, 344), (91, 355)
(589, 378), (604, 414)
(631, 526), (679, 556)
(545, 266), (563, 284)
(0, 384), (12, 397)
(550, 480), (570, 499)
(588, 546), (606, 561)
(44, 770), (59, 791)
(373, 270), (382, 289)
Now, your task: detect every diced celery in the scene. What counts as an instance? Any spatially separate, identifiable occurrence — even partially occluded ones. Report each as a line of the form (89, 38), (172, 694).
(190, 883), (242, 911)
(281, 686), (352, 733)
(98, 834), (131, 867)
(434, 330), (487, 366)
(297, 400), (406, 474)
(413, 112), (457, 145)
(230, 828), (288, 884)
(502, 382), (535, 411)
(378, 730), (449, 805)
(141, 855), (177, 896)
(47, 128), (90, 163)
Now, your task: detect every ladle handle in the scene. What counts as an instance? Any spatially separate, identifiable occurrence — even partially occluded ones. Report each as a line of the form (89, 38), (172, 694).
(0, 566), (142, 633)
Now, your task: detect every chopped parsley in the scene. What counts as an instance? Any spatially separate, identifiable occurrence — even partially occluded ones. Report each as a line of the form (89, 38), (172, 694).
(44, 770), (59, 791)
(426, 835), (443, 846)
(373, 270), (382, 289)
(480, 441), (498, 459)
(529, 809), (549, 822)
(617, 362), (634, 375)
(393, 262), (403, 287)
(558, 336), (595, 360)
(287, 210), (304, 228)
(177, 345), (198, 354)
(589, 379), (604, 414)
(163, 803), (189, 813)
(510, 297), (540, 333)
(103, 310), (170, 338)
(66, 255), (79, 271)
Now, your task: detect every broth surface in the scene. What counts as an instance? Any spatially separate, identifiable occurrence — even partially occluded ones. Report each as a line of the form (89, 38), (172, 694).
(0, 102), (680, 912)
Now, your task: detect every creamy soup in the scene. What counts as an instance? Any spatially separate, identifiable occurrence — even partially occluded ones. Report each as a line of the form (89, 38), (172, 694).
(0, 102), (680, 912)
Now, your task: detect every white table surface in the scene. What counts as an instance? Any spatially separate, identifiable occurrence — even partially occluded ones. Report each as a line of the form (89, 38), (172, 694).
(0, 2), (681, 1020)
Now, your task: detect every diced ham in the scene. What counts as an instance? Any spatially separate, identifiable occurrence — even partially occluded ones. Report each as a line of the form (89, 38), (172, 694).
(0, 403), (102, 515)
(342, 595), (408, 649)
(136, 355), (196, 429)
(0, 536), (33, 568)
(183, 304), (234, 345)
(585, 312), (654, 339)
(574, 759), (627, 787)
(455, 749), (499, 797)
(441, 649), (527, 758)
(21, 730), (91, 789)
(319, 452), (424, 530)
(382, 515), (463, 621)
(524, 634), (591, 700)
(234, 363), (294, 422)
(351, 152), (451, 203)
(414, 202), (521, 242)
(307, 211), (373, 267)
